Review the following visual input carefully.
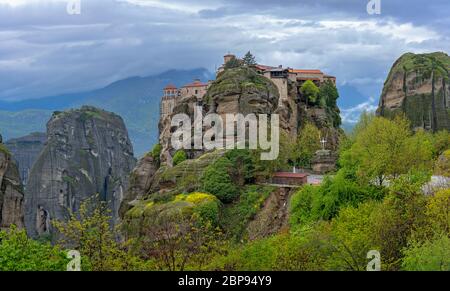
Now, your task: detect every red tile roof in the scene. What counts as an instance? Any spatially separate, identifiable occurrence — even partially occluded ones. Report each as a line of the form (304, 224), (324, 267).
(289, 69), (323, 74)
(273, 172), (308, 178)
(164, 84), (177, 90)
(182, 80), (208, 88)
(254, 64), (276, 71)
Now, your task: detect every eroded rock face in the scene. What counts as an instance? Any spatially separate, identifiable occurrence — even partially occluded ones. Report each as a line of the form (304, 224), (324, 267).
(158, 68), (281, 164)
(206, 67), (280, 116)
(0, 140), (25, 229)
(5, 132), (47, 185)
(25, 106), (136, 237)
(119, 154), (158, 218)
(377, 52), (450, 131)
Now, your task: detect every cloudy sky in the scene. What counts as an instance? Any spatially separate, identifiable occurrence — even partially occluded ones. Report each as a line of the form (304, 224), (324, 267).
(1, 0), (449, 123)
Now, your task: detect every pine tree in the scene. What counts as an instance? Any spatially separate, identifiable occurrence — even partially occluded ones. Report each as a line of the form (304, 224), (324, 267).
(242, 51), (256, 66)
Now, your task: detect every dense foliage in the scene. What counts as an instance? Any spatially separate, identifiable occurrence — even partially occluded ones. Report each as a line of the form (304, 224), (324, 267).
(172, 149), (187, 166)
(0, 226), (67, 271)
(1, 113), (449, 271)
(300, 80), (320, 104)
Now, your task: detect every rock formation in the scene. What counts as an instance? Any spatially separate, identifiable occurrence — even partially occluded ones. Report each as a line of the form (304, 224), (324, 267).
(377, 52), (450, 131)
(25, 106), (136, 237)
(0, 134), (25, 229)
(121, 65), (343, 234)
(158, 67), (281, 163)
(5, 132), (47, 186)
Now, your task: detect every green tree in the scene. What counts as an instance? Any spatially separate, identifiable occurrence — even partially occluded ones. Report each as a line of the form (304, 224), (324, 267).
(224, 56), (242, 69)
(142, 210), (227, 271)
(402, 233), (450, 271)
(173, 150), (187, 166)
(149, 143), (162, 165)
(242, 51), (257, 66)
(432, 130), (450, 157)
(372, 171), (429, 270)
(343, 115), (433, 186)
(201, 157), (239, 202)
(295, 122), (321, 168)
(435, 149), (450, 177)
(225, 149), (255, 186)
(53, 195), (147, 271)
(319, 81), (341, 126)
(0, 226), (67, 271)
(300, 80), (320, 105)
(327, 201), (381, 270)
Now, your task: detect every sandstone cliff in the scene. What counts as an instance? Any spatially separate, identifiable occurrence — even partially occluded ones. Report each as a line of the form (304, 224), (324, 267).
(122, 66), (342, 221)
(0, 134), (25, 229)
(5, 132), (46, 186)
(25, 106), (136, 237)
(158, 67), (281, 164)
(377, 52), (450, 131)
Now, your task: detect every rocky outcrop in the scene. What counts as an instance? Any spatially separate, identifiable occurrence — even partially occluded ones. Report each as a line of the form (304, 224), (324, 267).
(25, 106), (136, 237)
(5, 132), (46, 185)
(377, 52), (450, 131)
(0, 135), (25, 229)
(158, 67), (281, 164)
(247, 188), (292, 240)
(206, 67), (280, 116)
(123, 66), (343, 234)
(120, 150), (224, 217)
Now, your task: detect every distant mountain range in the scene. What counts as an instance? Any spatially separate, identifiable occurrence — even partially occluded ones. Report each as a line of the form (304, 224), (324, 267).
(0, 67), (369, 156)
(0, 68), (215, 156)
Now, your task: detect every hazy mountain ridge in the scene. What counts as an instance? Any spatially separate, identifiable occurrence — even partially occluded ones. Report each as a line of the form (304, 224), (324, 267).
(0, 68), (215, 156)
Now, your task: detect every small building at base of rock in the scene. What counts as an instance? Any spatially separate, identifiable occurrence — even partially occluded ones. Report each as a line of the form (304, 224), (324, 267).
(271, 172), (308, 186)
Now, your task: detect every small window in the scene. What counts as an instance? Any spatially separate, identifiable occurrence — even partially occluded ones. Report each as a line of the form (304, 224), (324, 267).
(195, 90), (198, 94)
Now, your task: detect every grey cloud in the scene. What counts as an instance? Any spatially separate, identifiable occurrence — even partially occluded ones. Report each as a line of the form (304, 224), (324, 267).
(0, 0), (448, 103)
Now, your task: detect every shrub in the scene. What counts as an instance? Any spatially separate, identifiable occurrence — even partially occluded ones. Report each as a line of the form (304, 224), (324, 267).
(201, 157), (239, 203)
(289, 171), (385, 228)
(402, 233), (450, 271)
(173, 150), (187, 166)
(0, 226), (67, 271)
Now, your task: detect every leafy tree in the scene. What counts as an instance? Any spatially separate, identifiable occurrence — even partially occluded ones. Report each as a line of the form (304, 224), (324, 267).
(0, 226), (67, 271)
(435, 149), (450, 177)
(432, 130), (450, 157)
(173, 150), (187, 166)
(224, 56), (242, 69)
(327, 201), (381, 270)
(319, 80), (341, 126)
(343, 115), (433, 186)
(201, 157), (239, 202)
(53, 195), (147, 271)
(300, 80), (320, 105)
(319, 80), (339, 108)
(371, 171), (429, 270)
(295, 122), (321, 168)
(142, 210), (227, 271)
(402, 233), (450, 271)
(424, 188), (450, 235)
(289, 171), (384, 227)
(225, 149), (255, 186)
(242, 51), (257, 66)
(149, 143), (162, 165)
